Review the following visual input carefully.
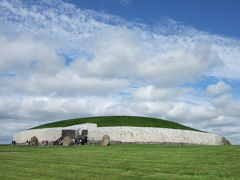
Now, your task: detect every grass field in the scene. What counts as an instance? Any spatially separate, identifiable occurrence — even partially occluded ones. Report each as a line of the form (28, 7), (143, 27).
(0, 144), (239, 180)
(31, 116), (201, 132)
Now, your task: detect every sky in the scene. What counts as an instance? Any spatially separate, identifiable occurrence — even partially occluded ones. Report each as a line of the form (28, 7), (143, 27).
(0, 0), (240, 144)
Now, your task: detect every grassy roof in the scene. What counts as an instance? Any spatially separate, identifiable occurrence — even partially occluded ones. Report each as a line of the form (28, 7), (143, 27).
(31, 116), (202, 132)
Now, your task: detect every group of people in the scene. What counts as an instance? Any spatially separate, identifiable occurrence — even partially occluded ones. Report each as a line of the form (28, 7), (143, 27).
(56, 138), (63, 146)
(72, 135), (88, 145)
(25, 140), (31, 146)
(11, 140), (16, 146)
(12, 135), (88, 146)
(40, 140), (49, 146)
(53, 135), (88, 146)
(25, 139), (49, 146)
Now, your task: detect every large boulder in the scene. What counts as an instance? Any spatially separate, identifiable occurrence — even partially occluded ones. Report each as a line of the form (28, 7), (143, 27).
(100, 135), (110, 146)
(30, 136), (38, 146)
(62, 136), (73, 146)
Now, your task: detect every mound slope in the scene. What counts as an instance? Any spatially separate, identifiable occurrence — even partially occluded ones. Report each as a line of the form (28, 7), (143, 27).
(31, 116), (201, 132)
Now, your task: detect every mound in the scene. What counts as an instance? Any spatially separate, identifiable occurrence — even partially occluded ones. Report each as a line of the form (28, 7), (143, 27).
(31, 116), (201, 132)
(14, 116), (230, 145)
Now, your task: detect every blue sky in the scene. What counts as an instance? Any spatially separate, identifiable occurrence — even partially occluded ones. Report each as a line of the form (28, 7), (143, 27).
(0, 0), (240, 144)
(66, 0), (240, 38)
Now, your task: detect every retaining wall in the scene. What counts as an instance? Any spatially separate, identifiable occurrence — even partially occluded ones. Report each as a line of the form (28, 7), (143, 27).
(13, 123), (97, 143)
(13, 123), (229, 145)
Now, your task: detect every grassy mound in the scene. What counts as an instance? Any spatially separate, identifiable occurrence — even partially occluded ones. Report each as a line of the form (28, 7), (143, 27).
(31, 116), (201, 132)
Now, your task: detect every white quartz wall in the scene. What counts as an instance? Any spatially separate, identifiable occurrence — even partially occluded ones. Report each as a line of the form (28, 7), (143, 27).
(13, 123), (226, 145)
(13, 129), (62, 143)
(13, 123), (97, 143)
(88, 126), (225, 145)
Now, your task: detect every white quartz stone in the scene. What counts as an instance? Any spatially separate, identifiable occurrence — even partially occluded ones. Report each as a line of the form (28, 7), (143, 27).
(13, 123), (226, 145)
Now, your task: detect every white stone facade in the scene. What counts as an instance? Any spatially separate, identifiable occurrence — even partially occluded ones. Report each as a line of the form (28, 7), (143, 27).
(13, 123), (228, 145)
(13, 123), (97, 143)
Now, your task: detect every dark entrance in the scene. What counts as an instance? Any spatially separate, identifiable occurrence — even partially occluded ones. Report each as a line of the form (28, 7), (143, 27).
(80, 130), (88, 145)
(81, 130), (88, 137)
(62, 130), (76, 139)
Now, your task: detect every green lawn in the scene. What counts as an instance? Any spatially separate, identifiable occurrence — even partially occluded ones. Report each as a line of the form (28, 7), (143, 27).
(0, 145), (239, 180)
(31, 116), (201, 132)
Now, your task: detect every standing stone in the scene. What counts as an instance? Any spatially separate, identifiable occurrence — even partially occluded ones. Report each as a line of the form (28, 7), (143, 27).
(62, 136), (73, 146)
(30, 136), (38, 146)
(100, 135), (110, 146)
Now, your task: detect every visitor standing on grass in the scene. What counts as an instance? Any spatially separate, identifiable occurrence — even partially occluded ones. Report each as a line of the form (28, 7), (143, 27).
(59, 138), (63, 146)
(12, 140), (16, 146)
(41, 140), (45, 146)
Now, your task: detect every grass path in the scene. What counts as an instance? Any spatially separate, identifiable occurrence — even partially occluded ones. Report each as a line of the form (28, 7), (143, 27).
(0, 144), (239, 180)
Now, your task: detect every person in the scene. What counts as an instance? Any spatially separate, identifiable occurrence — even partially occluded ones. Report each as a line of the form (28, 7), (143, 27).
(81, 136), (87, 145)
(41, 140), (45, 146)
(35, 139), (38, 146)
(45, 139), (48, 147)
(28, 140), (30, 146)
(26, 140), (29, 146)
(79, 135), (82, 145)
(77, 138), (80, 145)
(85, 136), (88, 145)
(59, 138), (63, 146)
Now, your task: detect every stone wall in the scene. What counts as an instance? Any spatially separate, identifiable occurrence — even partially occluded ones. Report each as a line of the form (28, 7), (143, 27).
(13, 123), (97, 143)
(13, 123), (229, 145)
(13, 128), (62, 143)
(88, 126), (227, 145)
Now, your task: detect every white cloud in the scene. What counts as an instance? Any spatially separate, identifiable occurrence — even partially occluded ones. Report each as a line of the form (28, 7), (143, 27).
(0, 71), (129, 96)
(71, 28), (142, 79)
(0, 33), (63, 74)
(212, 94), (232, 107)
(210, 38), (240, 79)
(206, 81), (231, 97)
(137, 42), (221, 86)
(133, 85), (188, 101)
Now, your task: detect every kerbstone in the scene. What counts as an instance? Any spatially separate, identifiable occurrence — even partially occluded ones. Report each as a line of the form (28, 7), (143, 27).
(62, 136), (73, 146)
(100, 135), (110, 146)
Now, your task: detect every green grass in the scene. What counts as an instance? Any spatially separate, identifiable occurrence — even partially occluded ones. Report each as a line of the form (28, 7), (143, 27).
(31, 116), (201, 132)
(0, 145), (239, 180)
